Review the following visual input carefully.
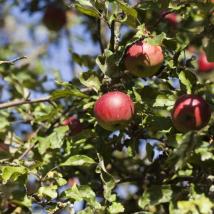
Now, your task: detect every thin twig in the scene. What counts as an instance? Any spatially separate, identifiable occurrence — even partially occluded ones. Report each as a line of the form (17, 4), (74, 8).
(18, 127), (42, 160)
(0, 56), (27, 65)
(0, 96), (51, 110)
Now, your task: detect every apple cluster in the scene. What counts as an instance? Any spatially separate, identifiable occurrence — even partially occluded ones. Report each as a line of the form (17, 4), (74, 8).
(63, 39), (212, 134)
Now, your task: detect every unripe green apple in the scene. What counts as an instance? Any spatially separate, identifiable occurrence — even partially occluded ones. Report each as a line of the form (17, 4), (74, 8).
(171, 95), (211, 133)
(125, 40), (164, 77)
(94, 91), (135, 131)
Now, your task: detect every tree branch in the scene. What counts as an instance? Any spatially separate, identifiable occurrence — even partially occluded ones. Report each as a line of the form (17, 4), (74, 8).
(0, 96), (51, 110)
(0, 56), (27, 65)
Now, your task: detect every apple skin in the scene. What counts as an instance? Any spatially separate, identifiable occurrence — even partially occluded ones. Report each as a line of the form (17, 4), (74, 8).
(198, 52), (214, 73)
(171, 95), (211, 133)
(63, 115), (83, 135)
(125, 40), (164, 77)
(164, 13), (178, 25)
(43, 5), (67, 31)
(0, 143), (9, 153)
(94, 91), (135, 131)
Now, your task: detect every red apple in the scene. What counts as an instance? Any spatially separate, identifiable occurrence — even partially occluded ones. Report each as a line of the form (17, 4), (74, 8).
(43, 4), (67, 31)
(172, 95), (211, 133)
(198, 52), (214, 73)
(164, 13), (178, 25)
(67, 177), (79, 188)
(63, 115), (83, 135)
(125, 40), (164, 77)
(94, 91), (135, 131)
(0, 143), (9, 153)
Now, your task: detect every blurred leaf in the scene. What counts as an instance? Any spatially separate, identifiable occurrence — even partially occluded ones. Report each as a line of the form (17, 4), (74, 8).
(146, 143), (154, 162)
(145, 33), (166, 45)
(108, 202), (124, 214)
(115, 0), (137, 19)
(60, 155), (96, 167)
(38, 185), (58, 199)
(178, 71), (195, 94)
(65, 185), (102, 209)
(51, 89), (88, 99)
(75, 0), (100, 18)
(153, 94), (176, 107)
(204, 39), (214, 61)
(177, 194), (213, 214)
(138, 185), (173, 209)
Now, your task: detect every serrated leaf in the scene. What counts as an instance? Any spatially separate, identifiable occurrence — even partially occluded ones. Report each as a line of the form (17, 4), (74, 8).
(79, 72), (101, 93)
(60, 155), (96, 167)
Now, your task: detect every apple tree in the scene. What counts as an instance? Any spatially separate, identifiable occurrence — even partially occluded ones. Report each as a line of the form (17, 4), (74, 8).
(0, 0), (213, 213)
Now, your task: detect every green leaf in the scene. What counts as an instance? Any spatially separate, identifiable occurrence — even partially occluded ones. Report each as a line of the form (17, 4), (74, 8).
(204, 38), (214, 61)
(153, 94), (176, 107)
(145, 33), (166, 46)
(0, 166), (28, 183)
(115, 0), (137, 19)
(65, 185), (102, 209)
(177, 194), (213, 214)
(138, 185), (173, 209)
(0, 116), (10, 130)
(75, 0), (100, 18)
(79, 72), (101, 93)
(37, 126), (68, 154)
(60, 155), (96, 167)
(108, 202), (124, 214)
(51, 89), (88, 99)
(178, 71), (193, 94)
(38, 185), (58, 199)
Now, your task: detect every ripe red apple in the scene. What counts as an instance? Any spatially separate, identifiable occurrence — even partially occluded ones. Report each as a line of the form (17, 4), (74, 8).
(198, 52), (214, 73)
(94, 91), (135, 131)
(125, 40), (164, 77)
(43, 4), (67, 31)
(171, 95), (211, 133)
(63, 115), (83, 135)
(164, 13), (178, 25)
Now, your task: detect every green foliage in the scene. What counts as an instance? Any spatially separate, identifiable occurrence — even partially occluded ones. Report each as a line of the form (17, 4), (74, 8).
(0, 0), (213, 213)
